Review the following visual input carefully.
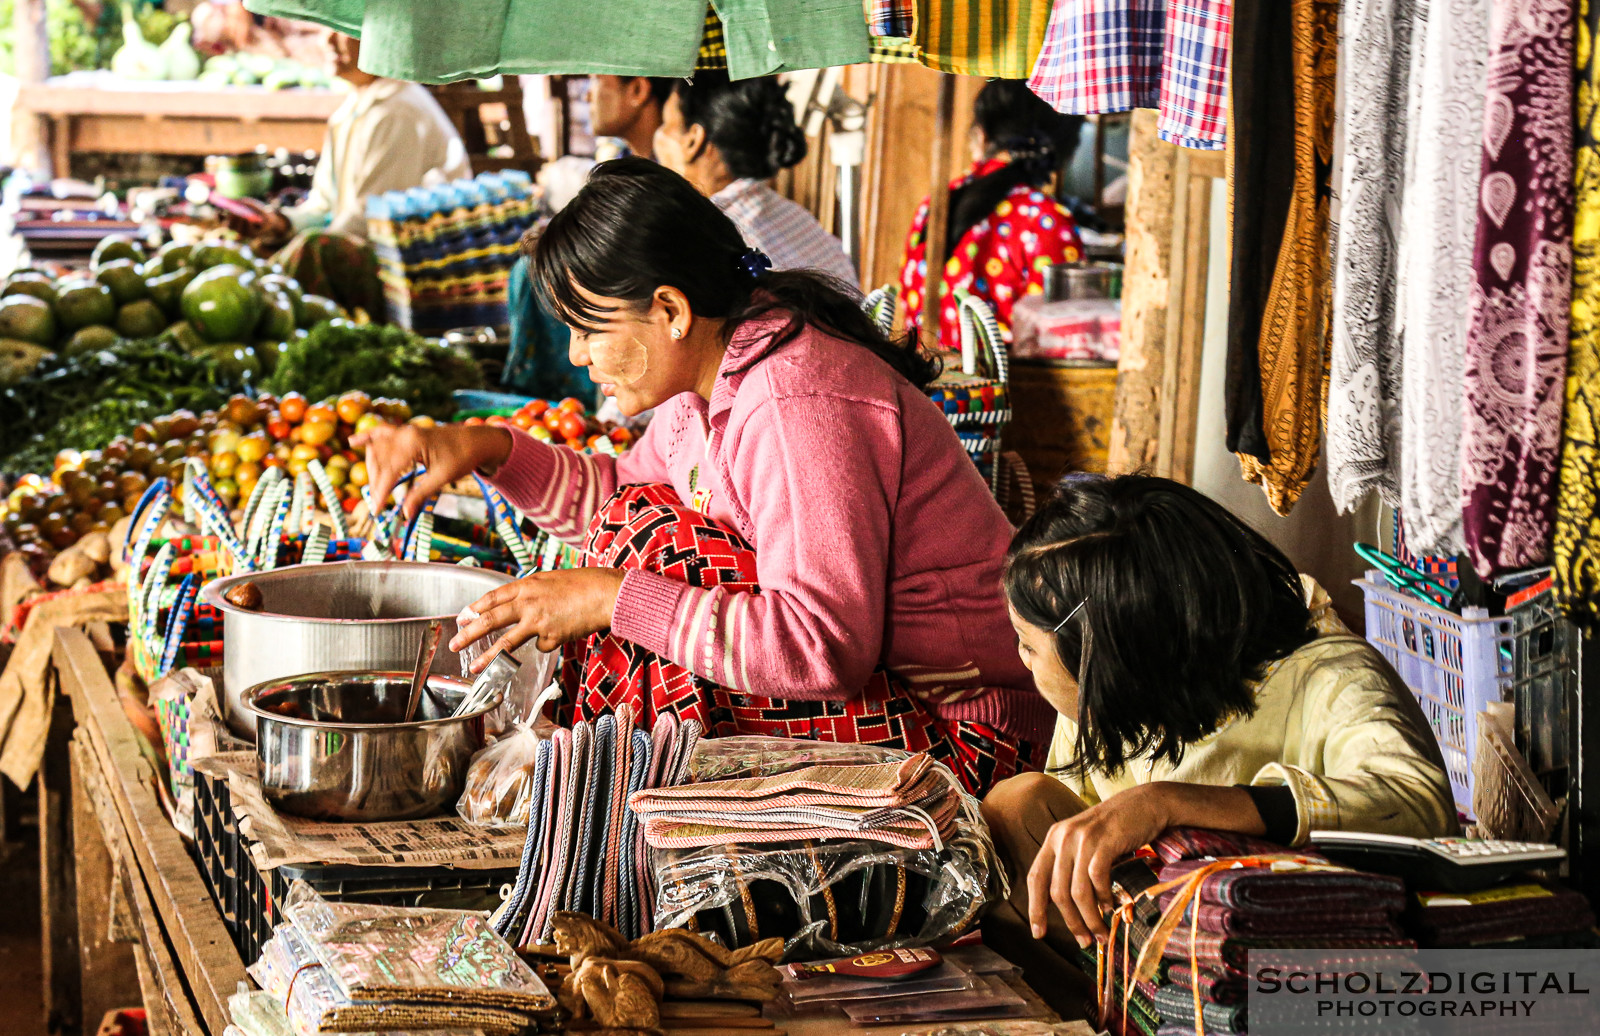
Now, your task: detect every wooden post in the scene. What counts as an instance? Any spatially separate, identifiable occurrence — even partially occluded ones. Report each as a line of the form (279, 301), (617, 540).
(72, 739), (142, 1033)
(12, 0), (51, 177)
(40, 690), (82, 1036)
(919, 74), (957, 346)
(1107, 111), (1221, 482)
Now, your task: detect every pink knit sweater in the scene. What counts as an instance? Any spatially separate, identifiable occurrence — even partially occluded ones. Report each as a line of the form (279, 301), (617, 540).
(490, 317), (1052, 743)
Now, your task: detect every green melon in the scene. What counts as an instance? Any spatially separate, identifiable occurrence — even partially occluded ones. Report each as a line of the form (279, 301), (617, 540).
(115, 299), (167, 339)
(62, 325), (120, 357)
(2, 272), (57, 307)
(54, 279), (117, 332)
(95, 259), (149, 306)
(91, 235), (146, 269)
(0, 294), (57, 346)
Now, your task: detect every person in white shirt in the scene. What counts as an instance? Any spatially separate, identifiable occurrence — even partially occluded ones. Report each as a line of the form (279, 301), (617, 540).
(238, 30), (470, 319)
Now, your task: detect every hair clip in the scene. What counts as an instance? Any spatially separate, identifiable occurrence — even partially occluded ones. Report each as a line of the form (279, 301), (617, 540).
(736, 248), (773, 279)
(1053, 597), (1088, 632)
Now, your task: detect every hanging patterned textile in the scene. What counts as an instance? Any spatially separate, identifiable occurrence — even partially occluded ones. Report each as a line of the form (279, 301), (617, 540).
(1324, 0), (1417, 514)
(914, 0), (1054, 79)
(1554, 0), (1600, 626)
(242, 0), (871, 80)
(1459, 0), (1576, 579)
(1395, 0), (1493, 557)
(1026, 1), (1230, 151)
(1222, 0), (1290, 468)
(1231, 0), (1338, 515)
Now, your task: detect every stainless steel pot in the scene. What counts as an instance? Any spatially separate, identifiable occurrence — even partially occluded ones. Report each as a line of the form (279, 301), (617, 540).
(200, 561), (514, 737)
(245, 670), (493, 821)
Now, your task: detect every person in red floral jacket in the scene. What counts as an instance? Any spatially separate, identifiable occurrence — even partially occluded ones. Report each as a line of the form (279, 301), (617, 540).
(900, 81), (1088, 351)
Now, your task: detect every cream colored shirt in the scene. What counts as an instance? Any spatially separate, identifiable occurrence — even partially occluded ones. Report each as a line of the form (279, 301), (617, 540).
(286, 79), (472, 240)
(1046, 579), (1459, 846)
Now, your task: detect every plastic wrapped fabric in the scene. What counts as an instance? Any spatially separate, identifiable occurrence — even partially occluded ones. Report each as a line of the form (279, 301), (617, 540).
(649, 736), (1002, 959)
(228, 987), (295, 1036)
(281, 880), (556, 1012)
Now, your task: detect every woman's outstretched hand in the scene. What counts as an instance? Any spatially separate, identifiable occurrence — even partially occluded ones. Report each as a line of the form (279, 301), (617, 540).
(450, 568), (627, 665)
(351, 423), (515, 520)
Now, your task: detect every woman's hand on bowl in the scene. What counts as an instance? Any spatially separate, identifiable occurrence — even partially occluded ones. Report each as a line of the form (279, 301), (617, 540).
(352, 422), (514, 519)
(450, 567), (627, 663)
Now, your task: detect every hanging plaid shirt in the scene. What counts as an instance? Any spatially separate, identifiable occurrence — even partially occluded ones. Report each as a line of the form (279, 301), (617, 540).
(868, 0), (914, 38)
(899, 158), (1085, 351)
(1028, 0), (1230, 151)
(1027, 0), (1163, 116)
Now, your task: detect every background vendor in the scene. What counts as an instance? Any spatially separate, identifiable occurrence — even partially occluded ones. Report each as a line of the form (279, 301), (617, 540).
(981, 475), (1456, 1001)
(356, 159), (1053, 795)
(234, 29), (470, 319)
(654, 72), (857, 286)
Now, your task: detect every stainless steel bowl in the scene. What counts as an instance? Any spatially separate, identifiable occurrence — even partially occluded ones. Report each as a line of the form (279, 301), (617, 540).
(200, 561), (515, 737)
(244, 670), (493, 822)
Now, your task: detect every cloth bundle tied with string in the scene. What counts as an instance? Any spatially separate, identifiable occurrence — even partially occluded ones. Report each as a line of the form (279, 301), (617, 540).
(1091, 829), (1412, 1036)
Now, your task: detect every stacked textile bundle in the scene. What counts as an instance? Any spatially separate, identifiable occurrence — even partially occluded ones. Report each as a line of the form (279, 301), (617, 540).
(494, 705), (701, 948)
(246, 882), (555, 1036)
(1407, 882), (1597, 948)
(628, 751), (960, 850)
(1084, 828), (1414, 1036)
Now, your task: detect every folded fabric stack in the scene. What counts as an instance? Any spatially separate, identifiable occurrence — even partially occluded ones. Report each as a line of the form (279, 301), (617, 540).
(1407, 881), (1598, 948)
(1084, 828), (1417, 1036)
(628, 752), (960, 851)
(246, 882), (555, 1036)
(493, 705), (701, 949)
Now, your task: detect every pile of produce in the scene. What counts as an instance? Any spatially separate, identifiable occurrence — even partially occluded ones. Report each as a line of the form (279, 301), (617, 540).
(263, 320), (483, 420)
(1, 389), (430, 572)
(461, 397), (635, 453)
(198, 51), (330, 90)
(0, 234), (345, 390)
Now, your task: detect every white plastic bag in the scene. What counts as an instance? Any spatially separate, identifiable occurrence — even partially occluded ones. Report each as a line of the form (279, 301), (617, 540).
(456, 604), (561, 732)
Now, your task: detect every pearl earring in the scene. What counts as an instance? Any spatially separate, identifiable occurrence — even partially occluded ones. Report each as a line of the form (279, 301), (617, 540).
(671, 328), (683, 339)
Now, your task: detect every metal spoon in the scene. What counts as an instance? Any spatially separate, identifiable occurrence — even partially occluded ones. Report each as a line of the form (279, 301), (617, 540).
(403, 619), (445, 723)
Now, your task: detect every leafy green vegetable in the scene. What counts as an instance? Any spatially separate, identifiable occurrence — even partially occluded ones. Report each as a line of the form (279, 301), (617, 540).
(263, 322), (483, 418)
(0, 339), (231, 471)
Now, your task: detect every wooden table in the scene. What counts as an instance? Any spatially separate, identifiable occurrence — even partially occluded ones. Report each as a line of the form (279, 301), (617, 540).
(15, 77), (342, 178)
(46, 626), (246, 1036)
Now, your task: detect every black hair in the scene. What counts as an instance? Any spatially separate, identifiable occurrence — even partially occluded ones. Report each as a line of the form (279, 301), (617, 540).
(643, 77), (676, 108)
(1004, 474), (1317, 777)
(671, 71), (807, 181)
(526, 158), (940, 388)
(946, 80), (1086, 261)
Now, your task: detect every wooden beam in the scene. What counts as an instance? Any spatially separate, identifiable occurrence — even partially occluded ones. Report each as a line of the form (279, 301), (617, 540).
(919, 75), (957, 346)
(40, 687), (82, 1036)
(71, 738), (142, 1035)
(12, 0), (51, 176)
(56, 628), (246, 1035)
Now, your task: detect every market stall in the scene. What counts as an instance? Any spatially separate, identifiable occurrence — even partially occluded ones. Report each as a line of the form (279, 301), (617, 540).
(4, 1), (1600, 1035)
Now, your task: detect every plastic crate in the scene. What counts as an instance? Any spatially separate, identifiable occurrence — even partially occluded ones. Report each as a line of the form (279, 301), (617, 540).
(191, 764), (514, 964)
(1356, 571), (1575, 819)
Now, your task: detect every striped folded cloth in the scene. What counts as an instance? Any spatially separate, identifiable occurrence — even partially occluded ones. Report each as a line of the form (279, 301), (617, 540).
(629, 752), (961, 850)
(1156, 857), (1407, 916)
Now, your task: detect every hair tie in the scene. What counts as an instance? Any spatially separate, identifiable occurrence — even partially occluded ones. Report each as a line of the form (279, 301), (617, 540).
(736, 248), (773, 279)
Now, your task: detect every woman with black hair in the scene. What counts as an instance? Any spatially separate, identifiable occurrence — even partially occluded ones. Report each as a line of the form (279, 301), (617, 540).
(981, 474), (1455, 955)
(355, 159), (1053, 794)
(900, 79), (1087, 350)
(653, 72), (858, 286)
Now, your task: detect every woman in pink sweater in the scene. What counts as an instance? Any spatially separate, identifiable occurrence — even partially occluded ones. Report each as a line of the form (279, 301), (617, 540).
(358, 159), (1052, 793)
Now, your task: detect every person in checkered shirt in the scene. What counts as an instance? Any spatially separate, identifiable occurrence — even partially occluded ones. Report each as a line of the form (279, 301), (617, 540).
(653, 71), (859, 290)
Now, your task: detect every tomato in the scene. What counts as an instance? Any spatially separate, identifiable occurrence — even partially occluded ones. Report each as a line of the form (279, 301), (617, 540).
(300, 420), (336, 446)
(511, 412), (536, 430)
(486, 415), (510, 428)
(342, 495), (360, 513)
(542, 408), (566, 433)
(349, 461), (369, 487)
(586, 434), (604, 449)
(608, 426), (634, 446)
(464, 416), (486, 427)
(557, 397), (586, 414)
(335, 391), (371, 425)
(409, 415), (436, 428)
(353, 412), (385, 438)
(266, 417), (291, 441)
(236, 432), (270, 464)
(279, 392), (307, 424)
(557, 412), (587, 442)
(291, 443), (321, 464)
(524, 399), (550, 418)
(528, 425), (553, 443)
(305, 403), (337, 426)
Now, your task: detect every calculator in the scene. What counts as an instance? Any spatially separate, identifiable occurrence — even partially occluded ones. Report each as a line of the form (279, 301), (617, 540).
(1308, 831), (1566, 892)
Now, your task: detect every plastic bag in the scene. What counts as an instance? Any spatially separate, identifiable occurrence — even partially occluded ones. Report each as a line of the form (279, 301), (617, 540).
(458, 717), (551, 828)
(650, 737), (1004, 960)
(455, 604), (561, 732)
